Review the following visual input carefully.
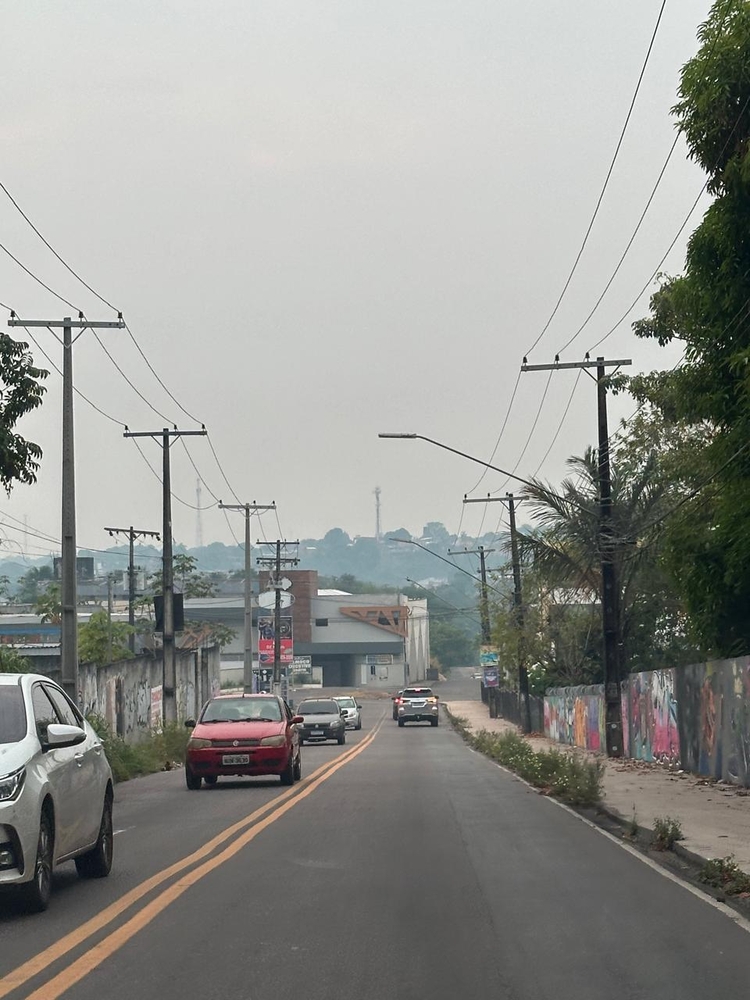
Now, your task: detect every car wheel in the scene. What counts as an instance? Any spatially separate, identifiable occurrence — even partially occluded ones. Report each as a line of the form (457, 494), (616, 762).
(398, 719), (405, 727)
(75, 793), (114, 879)
(280, 754), (295, 786)
(293, 753), (302, 782)
(23, 808), (54, 913)
(204, 775), (218, 786)
(185, 765), (202, 790)
(337, 732), (346, 745)
(355, 720), (362, 730)
(431, 718), (439, 727)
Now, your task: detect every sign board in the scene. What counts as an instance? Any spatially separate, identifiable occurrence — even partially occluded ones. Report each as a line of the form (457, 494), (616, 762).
(479, 646), (499, 668)
(257, 590), (294, 610)
(483, 667), (500, 688)
(258, 616), (293, 664)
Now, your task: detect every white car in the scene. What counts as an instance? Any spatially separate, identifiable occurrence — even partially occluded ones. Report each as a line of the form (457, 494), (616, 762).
(0, 673), (114, 912)
(333, 696), (362, 730)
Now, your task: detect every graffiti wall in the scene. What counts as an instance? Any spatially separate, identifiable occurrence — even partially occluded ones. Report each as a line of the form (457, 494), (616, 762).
(545, 686), (605, 752)
(543, 657), (750, 786)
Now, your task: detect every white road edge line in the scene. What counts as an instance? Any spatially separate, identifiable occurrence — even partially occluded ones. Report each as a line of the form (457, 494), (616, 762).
(480, 758), (750, 936)
(113, 827), (134, 836)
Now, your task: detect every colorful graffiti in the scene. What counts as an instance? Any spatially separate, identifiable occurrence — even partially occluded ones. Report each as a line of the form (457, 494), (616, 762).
(545, 686), (604, 752)
(544, 657), (750, 786)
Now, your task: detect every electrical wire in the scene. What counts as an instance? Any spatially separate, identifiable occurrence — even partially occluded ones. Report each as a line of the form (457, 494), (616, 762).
(206, 433), (243, 505)
(92, 331), (174, 424)
(488, 369), (555, 496)
(0, 240), (81, 311)
(525, 0), (670, 357)
(0, 179), (120, 312)
(129, 438), (218, 511)
(181, 438), (221, 503)
(221, 506), (242, 548)
(124, 321), (202, 425)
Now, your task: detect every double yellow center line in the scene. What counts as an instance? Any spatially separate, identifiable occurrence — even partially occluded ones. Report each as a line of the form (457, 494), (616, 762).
(1, 718), (383, 1000)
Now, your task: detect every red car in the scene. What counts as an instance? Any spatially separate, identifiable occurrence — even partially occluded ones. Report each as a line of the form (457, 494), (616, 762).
(184, 694), (303, 790)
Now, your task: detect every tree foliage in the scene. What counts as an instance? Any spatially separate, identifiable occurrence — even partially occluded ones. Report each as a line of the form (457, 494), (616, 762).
(0, 333), (48, 494)
(0, 646), (34, 673)
(628, 1), (750, 655)
(78, 611), (134, 665)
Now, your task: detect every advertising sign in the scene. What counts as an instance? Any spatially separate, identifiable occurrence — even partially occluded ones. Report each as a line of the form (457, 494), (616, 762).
(483, 667), (500, 688)
(150, 685), (163, 728)
(479, 646), (499, 668)
(258, 616), (293, 664)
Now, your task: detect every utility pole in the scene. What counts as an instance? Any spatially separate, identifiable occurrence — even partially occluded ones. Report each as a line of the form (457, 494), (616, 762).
(448, 544), (497, 716)
(123, 427), (206, 722)
(374, 486), (382, 542)
(107, 574), (114, 664)
(219, 501), (276, 693)
(9, 312), (125, 707)
(521, 354), (632, 757)
(256, 541), (299, 696)
(464, 494), (532, 732)
(105, 527), (161, 652)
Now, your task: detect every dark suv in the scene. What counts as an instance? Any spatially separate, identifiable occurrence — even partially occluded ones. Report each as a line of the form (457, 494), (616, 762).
(396, 687), (439, 727)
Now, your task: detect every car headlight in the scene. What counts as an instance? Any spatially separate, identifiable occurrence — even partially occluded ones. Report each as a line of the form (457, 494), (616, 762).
(260, 734), (286, 747)
(0, 767), (25, 802)
(187, 738), (212, 750)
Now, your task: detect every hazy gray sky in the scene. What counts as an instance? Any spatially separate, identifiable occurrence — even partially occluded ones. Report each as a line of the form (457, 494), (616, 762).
(0, 1), (711, 557)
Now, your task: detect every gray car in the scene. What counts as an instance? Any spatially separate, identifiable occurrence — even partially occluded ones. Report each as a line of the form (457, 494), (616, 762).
(333, 696), (362, 730)
(397, 686), (439, 727)
(296, 699), (347, 745)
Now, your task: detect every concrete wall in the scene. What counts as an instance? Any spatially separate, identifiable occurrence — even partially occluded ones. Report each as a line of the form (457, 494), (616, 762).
(79, 646), (221, 743)
(543, 658), (750, 786)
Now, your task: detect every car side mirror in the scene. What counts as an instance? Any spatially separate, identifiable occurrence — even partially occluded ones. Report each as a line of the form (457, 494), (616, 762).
(356, 704), (362, 709)
(45, 723), (86, 750)
(340, 709), (347, 716)
(291, 716), (304, 725)
(185, 719), (196, 728)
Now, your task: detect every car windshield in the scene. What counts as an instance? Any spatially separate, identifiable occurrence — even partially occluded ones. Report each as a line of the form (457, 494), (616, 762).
(298, 700), (338, 714)
(0, 687), (27, 744)
(335, 698), (356, 708)
(404, 689), (432, 698)
(201, 698), (282, 723)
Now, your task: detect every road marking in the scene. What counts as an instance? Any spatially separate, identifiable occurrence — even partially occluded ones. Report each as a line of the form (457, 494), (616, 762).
(112, 827), (133, 837)
(23, 720), (383, 1000)
(0, 720), (383, 1000)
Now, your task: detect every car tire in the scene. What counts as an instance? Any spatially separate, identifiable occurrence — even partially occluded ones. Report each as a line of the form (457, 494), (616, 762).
(23, 807), (54, 913)
(204, 775), (218, 786)
(337, 732), (346, 745)
(75, 793), (114, 879)
(185, 765), (202, 790)
(398, 719), (405, 727)
(355, 720), (362, 730)
(293, 753), (302, 782)
(431, 718), (439, 727)
(280, 754), (295, 786)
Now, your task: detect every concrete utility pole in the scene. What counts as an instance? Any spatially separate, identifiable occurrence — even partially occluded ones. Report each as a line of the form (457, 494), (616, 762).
(256, 541), (299, 694)
(123, 427), (206, 722)
(521, 354), (632, 757)
(105, 527), (161, 652)
(219, 501), (276, 693)
(463, 493), (532, 733)
(9, 312), (125, 707)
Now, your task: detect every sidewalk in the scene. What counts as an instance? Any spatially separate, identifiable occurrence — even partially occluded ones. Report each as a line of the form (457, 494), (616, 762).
(444, 700), (750, 875)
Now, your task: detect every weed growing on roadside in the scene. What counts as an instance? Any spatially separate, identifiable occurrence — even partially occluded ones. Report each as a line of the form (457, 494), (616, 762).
(446, 713), (603, 807)
(699, 856), (750, 896)
(87, 714), (188, 783)
(627, 808), (639, 839)
(652, 816), (684, 851)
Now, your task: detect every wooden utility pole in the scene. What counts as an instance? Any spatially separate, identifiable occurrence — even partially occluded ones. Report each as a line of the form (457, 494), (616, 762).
(105, 526), (161, 651)
(123, 427), (206, 722)
(521, 354), (631, 757)
(9, 313), (125, 707)
(463, 494), (532, 732)
(256, 541), (299, 695)
(219, 501), (276, 692)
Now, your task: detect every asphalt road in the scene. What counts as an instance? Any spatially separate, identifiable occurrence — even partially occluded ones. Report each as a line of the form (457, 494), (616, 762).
(1, 677), (748, 1000)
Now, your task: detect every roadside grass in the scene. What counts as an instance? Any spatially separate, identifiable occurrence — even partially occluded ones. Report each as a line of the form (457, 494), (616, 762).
(446, 711), (603, 807)
(87, 715), (188, 783)
(652, 815), (684, 851)
(699, 856), (750, 896)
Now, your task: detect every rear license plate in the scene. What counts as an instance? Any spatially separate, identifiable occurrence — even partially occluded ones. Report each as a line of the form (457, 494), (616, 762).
(311, 729), (324, 737)
(222, 753), (250, 765)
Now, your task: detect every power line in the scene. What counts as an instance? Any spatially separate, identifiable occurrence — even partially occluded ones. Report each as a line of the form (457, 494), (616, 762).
(0, 178), (119, 312)
(92, 331), (174, 424)
(123, 321), (202, 425)
(487, 369), (555, 496)
(0, 240), (80, 311)
(525, 0), (670, 357)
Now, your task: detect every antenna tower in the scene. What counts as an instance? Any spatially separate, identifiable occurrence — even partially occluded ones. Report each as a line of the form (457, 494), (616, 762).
(374, 486), (382, 542)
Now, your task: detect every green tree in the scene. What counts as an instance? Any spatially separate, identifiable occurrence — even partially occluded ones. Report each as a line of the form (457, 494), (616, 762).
(0, 646), (33, 673)
(147, 554), (216, 599)
(429, 618), (478, 671)
(78, 611), (134, 665)
(0, 333), (48, 493)
(16, 564), (54, 604)
(181, 621), (237, 649)
(35, 583), (62, 625)
(628, 0), (750, 655)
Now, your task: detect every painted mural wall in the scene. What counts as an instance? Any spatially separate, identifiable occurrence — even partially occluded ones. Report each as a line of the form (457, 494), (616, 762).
(543, 657), (750, 786)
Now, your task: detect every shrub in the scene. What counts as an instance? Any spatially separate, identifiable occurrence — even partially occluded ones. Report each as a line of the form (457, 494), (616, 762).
(699, 856), (750, 896)
(652, 816), (684, 851)
(86, 714), (188, 783)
